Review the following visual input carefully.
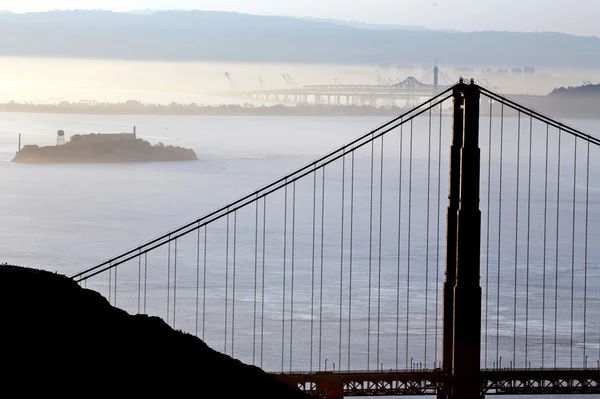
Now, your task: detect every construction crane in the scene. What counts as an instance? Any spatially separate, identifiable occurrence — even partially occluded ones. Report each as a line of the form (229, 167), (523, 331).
(224, 72), (238, 89)
(259, 76), (266, 87)
(282, 74), (297, 85)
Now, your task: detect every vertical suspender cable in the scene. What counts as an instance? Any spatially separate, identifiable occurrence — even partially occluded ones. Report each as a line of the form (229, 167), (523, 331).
(525, 116), (533, 367)
(377, 136), (384, 369)
(319, 169), (326, 370)
(513, 112), (521, 367)
(291, 182), (296, 372)
(406, 120), (413, 369)
(173, 238), (178, 328)
(232, 212), (237, 357)
(261, 198), (267, 369)
(496, 104), (504, 367)
(554, 129), (562, 368)
(583, 141), (590, 367)
(425, 107), (432, 367)
(570, 136), (578, 368)
(485, 99), (493, 367)
(311, 171), (317, 371)
(368, 137), (375, 370)
(114, 263), (118, 307)
(282, 185), (288, 372)
(203, 226), (207, 341)
(144, 253), (148, 314)
(167, 240), (171, 325)
(225, 213), (230, 354)
(348, 152), (355, 371)
(542, 125), (549, 368)
(339, 155), (346, 370)
(435, 104), (443, 367)
(109, 266), (112, 306)
(253, 200), (259, 364)
(396, 123), (403, 370)
(196, 226), (200, 337)
(138, 252), (141, 314)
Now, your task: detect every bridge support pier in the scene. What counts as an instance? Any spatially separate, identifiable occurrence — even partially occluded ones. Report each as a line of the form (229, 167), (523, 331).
(452, 81), (483, 399)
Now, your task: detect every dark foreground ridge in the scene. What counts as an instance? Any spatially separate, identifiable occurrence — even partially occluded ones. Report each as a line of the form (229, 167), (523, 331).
(0, 265), (308, 397)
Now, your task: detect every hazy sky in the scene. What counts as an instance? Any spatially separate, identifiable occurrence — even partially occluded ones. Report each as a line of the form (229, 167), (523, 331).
(4, 0), (600, 37)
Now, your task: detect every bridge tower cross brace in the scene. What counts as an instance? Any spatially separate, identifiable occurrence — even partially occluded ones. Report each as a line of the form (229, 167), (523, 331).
(440, 80), (483, 399)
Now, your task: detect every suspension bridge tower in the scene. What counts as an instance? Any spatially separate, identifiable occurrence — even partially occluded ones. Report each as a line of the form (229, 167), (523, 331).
(440, 79), (483, 399)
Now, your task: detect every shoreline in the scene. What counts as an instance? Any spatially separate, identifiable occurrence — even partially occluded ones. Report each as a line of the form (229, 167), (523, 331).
(1, 98), (599, 120)
(0, 104), (417, 117)
(0, 110), (409, 117)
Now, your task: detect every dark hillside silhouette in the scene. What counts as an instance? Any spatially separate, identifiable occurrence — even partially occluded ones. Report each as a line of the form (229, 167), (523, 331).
(0, 265), (308, 397)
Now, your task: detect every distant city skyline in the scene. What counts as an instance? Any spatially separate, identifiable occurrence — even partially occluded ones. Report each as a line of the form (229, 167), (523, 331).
(4, 0), (600, 37)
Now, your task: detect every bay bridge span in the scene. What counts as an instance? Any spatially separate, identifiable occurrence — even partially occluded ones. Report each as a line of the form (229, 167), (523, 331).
(72, 79), (600, 398)
(229, 66), (453, 107)
(239, 76), (453, 107)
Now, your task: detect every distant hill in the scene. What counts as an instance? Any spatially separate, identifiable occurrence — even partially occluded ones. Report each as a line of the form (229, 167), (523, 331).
(550, 82), (600, 96)
(127, 11), (443, 30)
(292, 16), (437, 31)
(128, 9), (161, 15)
(0, 10), (599, 67)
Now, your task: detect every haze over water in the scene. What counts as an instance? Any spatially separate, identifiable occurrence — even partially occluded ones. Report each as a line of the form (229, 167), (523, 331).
(2, 57), (599, 105)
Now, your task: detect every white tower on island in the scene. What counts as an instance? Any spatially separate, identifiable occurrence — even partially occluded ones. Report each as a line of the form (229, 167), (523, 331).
(56, 130), (66, 146)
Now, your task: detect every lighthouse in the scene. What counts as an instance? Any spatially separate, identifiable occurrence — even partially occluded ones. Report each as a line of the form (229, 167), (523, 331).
(57, 130), (66, 146)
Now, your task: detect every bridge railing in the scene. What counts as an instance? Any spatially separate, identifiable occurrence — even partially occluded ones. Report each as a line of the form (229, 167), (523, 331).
(72, 86), (455, 373)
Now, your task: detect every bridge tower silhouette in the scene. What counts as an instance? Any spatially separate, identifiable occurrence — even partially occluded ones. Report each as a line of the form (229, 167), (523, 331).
(71, 79), (600, 397)
(438, 80), (483, 398)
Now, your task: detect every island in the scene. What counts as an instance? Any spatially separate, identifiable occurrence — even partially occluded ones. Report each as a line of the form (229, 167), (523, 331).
(11, 126), (198, 164)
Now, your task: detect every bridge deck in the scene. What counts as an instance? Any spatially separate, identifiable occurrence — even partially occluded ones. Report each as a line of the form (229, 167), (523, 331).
(276, 369), (600, 396)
